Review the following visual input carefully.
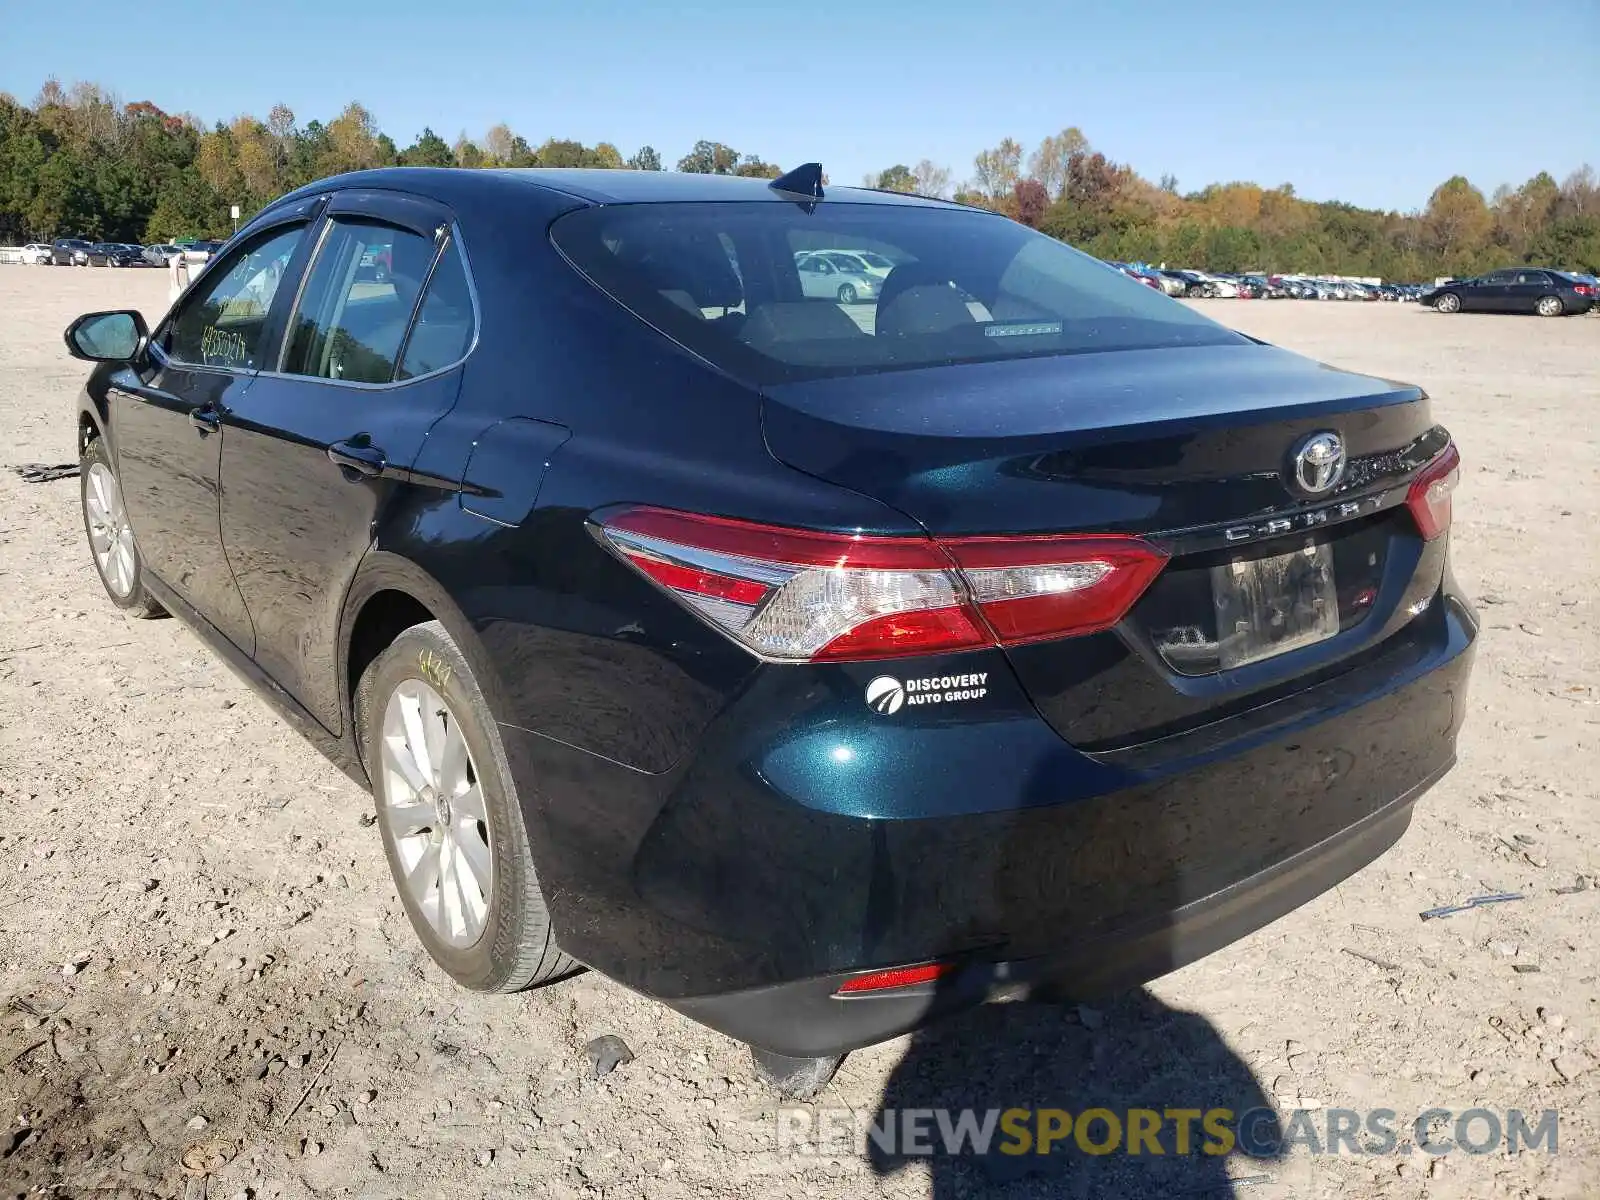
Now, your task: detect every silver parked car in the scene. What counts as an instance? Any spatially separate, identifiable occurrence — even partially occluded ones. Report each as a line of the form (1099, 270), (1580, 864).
(142, 243), (184, 267)
(795, 251), (880, 304)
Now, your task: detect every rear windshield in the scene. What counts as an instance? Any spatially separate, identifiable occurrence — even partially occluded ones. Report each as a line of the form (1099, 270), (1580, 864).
(550, 201), (1245, 385)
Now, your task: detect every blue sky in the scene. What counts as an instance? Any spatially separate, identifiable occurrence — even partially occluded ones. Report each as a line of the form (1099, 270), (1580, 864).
(5, 0), (1596, 211)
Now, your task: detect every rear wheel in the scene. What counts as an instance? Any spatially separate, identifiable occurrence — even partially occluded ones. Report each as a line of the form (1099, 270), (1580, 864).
(836, 283), (858, 305)
(1435, 292), (1462, 314)
(80, 438), (164, 618)
(1536, 294), (1564, 317)
(356, 621), (578, 993)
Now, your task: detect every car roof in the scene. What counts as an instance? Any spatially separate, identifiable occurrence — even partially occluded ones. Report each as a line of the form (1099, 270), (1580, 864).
(273, 166), (963, 212)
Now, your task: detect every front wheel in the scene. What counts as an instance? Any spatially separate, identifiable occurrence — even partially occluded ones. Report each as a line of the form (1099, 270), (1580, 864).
(356, 621), (578, 993)
(837, 283), (858, 305)
(1435, 292), (1462, 313)
(80, 438), (164, 617)
(1536, 295), (1564, 317)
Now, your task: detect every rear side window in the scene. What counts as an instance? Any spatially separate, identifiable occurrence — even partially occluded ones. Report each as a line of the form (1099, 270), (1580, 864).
(282, 218), (441, 384)
(398, 238), (475, 379)
(163, 224), (305, 369)
(552, 201), (1242, 385)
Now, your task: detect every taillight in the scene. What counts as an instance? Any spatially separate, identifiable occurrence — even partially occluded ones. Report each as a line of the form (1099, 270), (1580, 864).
(1574, 284), (1595, 297)
(596, 507), (1168, 663)
(943, 535), (1169, 646)
(1406, 442), (1460, 540)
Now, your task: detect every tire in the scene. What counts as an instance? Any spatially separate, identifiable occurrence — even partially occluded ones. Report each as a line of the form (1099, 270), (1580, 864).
(1435, 292), (1461, 314)
(1536, 295), (1564, 317)
(837, 283), (857, 305)
(80, 438), (165, 618)
(356, 621), (577, 993)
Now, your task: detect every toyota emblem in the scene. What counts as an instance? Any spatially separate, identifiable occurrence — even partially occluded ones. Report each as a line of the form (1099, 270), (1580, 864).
(1291, 432), (1347, 495)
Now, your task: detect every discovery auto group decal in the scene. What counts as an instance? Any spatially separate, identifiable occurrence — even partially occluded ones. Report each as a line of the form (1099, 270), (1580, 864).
(865, 672), (989, 715)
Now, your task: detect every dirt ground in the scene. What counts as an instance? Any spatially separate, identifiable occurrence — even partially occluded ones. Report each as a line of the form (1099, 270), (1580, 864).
(0, 268), (1596, 1200)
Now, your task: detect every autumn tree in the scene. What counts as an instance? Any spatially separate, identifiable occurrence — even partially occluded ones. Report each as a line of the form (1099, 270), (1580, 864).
(1027, 126), (1088, 198)
(1012, 179), (1048, 228)
(1422, 175), (1493, 272)
(318, 103), (383, 176)
(911, 159), (952, 198)
(677, 140), (740, 174)
(972, 137), (1022, 201)
(483, 123), (517, 165)
(870, 164), (916, 192)
(732, 155), (781, 178)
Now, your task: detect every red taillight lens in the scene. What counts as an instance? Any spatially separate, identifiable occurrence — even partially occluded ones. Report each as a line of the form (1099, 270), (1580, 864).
(835, 962), (955, 995)
(597, 508), (1167, 663)
(943, 535), (1170, 646)
(1406, 443), (1460, 540)
(1574, 284), (1595, 297)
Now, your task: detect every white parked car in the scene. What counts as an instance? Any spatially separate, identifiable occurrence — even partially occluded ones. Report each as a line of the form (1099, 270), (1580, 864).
(19, 243), (53, 265)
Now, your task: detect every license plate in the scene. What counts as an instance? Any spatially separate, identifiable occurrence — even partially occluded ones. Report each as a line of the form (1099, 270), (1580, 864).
(1211, 540), (1339, 670)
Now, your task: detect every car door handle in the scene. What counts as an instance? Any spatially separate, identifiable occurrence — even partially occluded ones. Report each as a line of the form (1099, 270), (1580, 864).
(188, 405), (221, 434)
(327, 439), (388, 478)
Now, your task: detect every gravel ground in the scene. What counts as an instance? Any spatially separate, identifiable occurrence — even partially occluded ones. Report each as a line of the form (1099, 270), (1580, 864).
(0, 269), (1596, 1199)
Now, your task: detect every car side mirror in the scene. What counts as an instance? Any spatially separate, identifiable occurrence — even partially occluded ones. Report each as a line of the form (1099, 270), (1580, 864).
(64, 310), (149, 363)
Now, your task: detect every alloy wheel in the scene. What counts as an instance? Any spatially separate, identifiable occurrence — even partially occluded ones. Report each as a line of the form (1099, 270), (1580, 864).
(378, 678), (493, 948)
(85, 462), (136, 597)
(1537, 296), (1562, 317)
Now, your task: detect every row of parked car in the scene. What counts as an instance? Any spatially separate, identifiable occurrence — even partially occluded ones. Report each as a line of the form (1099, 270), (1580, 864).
(1107, 264), (1430, 301)
(1109, 262), (1596, 314)
(10, 238), (225, 267)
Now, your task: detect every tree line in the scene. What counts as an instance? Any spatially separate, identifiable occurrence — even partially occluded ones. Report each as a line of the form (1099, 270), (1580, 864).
(2, 81), (1596, 280)
(865, 127), (1599, 279)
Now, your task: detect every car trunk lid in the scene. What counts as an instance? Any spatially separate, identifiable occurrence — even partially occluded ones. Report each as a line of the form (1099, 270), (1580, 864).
(761, 343), (1449, 748)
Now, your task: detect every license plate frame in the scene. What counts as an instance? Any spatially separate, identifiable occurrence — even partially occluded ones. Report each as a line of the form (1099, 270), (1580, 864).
(1211, 540), (1339, 670)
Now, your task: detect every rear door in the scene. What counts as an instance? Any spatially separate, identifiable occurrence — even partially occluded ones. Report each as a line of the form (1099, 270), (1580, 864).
(797, 254), (837, 300)
(1511, 270), (1553, 312)
(112, 213), (317, 653)
(218, 190), (477, 734)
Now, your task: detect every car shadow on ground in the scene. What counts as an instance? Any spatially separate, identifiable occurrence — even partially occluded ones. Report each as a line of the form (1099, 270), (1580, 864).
(864, 985), (1283, 1198)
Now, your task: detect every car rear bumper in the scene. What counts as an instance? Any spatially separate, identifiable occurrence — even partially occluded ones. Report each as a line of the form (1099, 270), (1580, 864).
(674, 758), (1440, 1057)
(503, 583), (1475, 1055)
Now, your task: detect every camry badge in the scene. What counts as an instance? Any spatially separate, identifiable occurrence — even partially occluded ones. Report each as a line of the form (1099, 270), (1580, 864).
(1292, 431), (1347, 495)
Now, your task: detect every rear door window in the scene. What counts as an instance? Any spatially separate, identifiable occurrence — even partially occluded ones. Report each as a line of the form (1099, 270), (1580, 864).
(398, 237), (476, 380)
(552, 201), (1242, 385)
(281, 218), (442, 384)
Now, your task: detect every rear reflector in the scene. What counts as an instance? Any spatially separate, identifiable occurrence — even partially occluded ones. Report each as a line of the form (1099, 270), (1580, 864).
(1405, 442), (1460, 540)
(835, 962), (955, 995)
(596, 507), (1168, 663)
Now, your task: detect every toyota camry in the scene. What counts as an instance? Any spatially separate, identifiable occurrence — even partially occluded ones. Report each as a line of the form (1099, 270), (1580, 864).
(65, 164), (1476, 1097)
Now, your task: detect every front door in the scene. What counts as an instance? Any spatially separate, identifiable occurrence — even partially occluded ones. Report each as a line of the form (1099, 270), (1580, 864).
(113, 219), (313, 653)
(1470, 270), (1515, 312)
(219, 192), (477, 734)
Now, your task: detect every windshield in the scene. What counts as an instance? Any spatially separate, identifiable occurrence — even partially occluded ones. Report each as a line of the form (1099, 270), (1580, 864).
(552, 201), (1243, 385)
